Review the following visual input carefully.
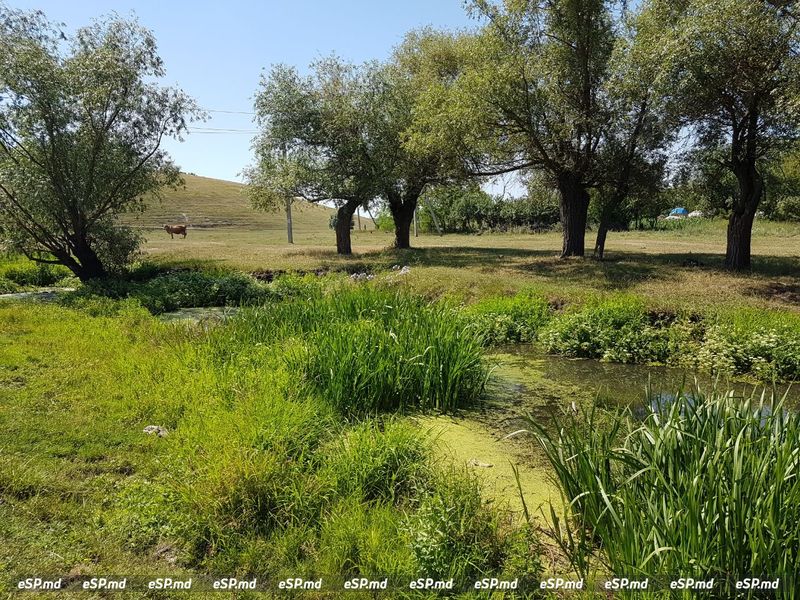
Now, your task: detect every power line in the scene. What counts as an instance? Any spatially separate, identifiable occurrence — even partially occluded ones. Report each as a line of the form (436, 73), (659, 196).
(204, 108), (256, 115)
(187, 131), (257, 135)
(189, 126), (259, 132)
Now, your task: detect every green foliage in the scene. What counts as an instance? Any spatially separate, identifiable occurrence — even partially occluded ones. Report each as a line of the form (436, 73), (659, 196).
(373, 208), (395, 232)
(218, 285), (487, 414)
(321, 419), (430, 503)
(0, 256), (72, 287)
(406, 468), (509, 582)
(419, 183), (560, 234)
(0, 8), (201, 280)
(467, 292), (552, 345)
(316, 498), (414, 579)
(677, 309), (800, 381)
(64, 270), (274, 314)
(502, 294), (800, 380)
(541, 295), (671, 363)
(638, 0), (800, 268)
(530, 390), (800, 593)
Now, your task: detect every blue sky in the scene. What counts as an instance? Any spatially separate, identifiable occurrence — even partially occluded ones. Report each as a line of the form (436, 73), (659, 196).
(10, 1), (476, 182)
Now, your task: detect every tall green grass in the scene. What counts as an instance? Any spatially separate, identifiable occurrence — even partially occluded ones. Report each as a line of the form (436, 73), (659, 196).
(529, 389), (800, 595)
(210, 285), (488, 414)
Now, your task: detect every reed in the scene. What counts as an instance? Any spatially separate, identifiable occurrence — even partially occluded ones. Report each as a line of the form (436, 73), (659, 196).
(211, 284), (488, 414)
(528, 388), (800, 595)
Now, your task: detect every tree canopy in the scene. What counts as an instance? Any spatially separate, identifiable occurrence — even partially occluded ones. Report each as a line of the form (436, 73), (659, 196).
(0, 7), (200, 280)
(408, 0), (619, 257)
(247, 33), (470, 254)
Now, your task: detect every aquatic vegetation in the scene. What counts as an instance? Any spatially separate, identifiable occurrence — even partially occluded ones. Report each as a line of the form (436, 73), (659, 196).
(213, 285), (488, 414)
(466, 291), (552, 345)
(528, 389), (800, 595)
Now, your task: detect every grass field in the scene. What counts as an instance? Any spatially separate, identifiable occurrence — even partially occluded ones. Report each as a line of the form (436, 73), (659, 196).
(139, 194), (800, 313)
(125, 173), (375, 232)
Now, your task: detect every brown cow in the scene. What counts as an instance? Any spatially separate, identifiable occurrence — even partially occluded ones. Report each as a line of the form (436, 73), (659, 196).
(164, 224), (187, 239)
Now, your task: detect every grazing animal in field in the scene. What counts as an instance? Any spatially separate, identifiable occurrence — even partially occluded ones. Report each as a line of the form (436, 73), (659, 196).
(164, 224), (187, 239)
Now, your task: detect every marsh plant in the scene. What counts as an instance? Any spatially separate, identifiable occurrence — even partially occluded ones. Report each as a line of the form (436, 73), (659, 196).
(212, 284), (488, 414)
(528, 388), (800, 596)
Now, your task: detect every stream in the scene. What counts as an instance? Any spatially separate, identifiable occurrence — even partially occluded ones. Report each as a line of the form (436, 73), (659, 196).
(490, 346), (800, 412)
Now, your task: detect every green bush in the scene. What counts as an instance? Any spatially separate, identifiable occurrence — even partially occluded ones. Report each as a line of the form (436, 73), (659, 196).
(406, 468), (508, 582)
(540, 295), (671, 363)
(530, 390), (800, 595)
(0, 259), (72, 287)
(0, 276), (19, 293)
(467, 291), (552, 345)
(71, 270), (275, 313)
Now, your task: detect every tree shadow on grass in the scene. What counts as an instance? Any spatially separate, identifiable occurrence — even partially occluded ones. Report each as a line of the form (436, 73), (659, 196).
(361, 244), (800, 292)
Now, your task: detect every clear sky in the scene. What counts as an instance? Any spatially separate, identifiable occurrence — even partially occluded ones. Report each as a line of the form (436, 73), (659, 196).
(10, 1), (476, 182)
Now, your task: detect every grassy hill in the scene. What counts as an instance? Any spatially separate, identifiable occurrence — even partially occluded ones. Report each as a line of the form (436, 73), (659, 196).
(123, 173), (371, 231)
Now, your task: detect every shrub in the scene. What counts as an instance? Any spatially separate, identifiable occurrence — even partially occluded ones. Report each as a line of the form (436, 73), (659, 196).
(1, 259), (72, 287)
(0, 276), (19, 294)
(406, 468), (507, 582)
(467, 292), (552, 345)
(541, 295), (670, 363)
(70, 270), (274, 313)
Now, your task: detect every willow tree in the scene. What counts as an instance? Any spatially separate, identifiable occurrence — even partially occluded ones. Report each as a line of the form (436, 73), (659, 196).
(373, 30), (470, 248)
(591, 8), (672, 259)
(639, 0), (800, 270)
(247, 60), (376, 255)
(409, 0), (618, 257)
(0, 8), (198, 280)
(248, 42), (465, 253)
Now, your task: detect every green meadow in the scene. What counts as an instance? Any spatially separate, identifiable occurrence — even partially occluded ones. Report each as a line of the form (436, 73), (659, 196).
(2, 176), (800, 598)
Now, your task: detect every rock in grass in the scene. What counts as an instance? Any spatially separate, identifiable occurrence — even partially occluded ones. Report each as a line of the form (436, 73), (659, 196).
(143, 425), (168, 438)
(349, 272), (374, 281)
(467, 458), (494, 468)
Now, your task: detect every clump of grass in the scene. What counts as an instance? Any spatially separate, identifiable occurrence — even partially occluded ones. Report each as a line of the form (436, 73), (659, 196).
(529, 389), (800, 594)
(321, 419), (430, 503)
(216, 285), (488, 414)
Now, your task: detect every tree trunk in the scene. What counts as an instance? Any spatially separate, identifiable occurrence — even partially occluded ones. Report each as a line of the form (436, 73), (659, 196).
(285, 197), (294, 244)
(335, 200), (360, 255)
(71, 238), (107, 282)
(389, 196), (416, 250)
(725, 210), (755, 270)
(557, 173), (590, 257)
(725, 162), (762, 271)
(593, 219), (609, 260)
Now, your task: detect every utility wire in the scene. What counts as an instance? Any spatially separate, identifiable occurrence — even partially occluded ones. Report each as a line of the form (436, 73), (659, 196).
(189, 126), (259, 132)
(205, 108), (255, 115)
